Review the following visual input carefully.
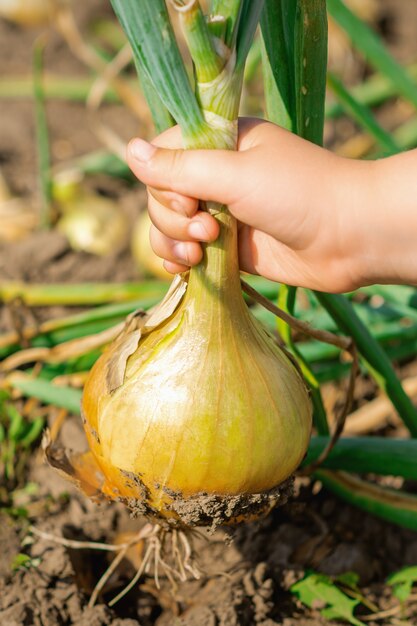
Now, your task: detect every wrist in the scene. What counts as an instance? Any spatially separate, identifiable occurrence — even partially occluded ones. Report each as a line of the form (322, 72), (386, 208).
(322, 155), (377, 291)
(351, 153), (417, 287)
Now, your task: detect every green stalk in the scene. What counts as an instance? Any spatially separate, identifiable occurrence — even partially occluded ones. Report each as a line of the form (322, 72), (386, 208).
(235, 1), (266, 70)
(0, 276), (277, 359)
(316, 470), (417, 532)
(110, 0), (205, 143)
(134, 58), (174, 134)
(328, 72), (400, 155)
(0, 281), (168, 306)
(33, 37), (52, 229)
(176, 1), (223, 82)
(9, 377), (82, 415)
(210, 0), (242, 48)
(260, 0), (294, 130)
(277, 287), (329, 435)
(112, 0), (262, 306)
(0, 75), (123, 102)
(293, 0), (327, 145)
(305, 437), (417, 479)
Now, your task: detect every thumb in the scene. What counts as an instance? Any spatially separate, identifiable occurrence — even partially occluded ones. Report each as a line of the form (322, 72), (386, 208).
(127, 137), (246, 206)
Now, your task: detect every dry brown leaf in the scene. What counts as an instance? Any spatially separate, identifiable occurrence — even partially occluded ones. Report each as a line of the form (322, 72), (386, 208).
(106, 274), (188, 392)
(106, 329), (143, 392)
(0, 322), (124, 371)
(345, 376), (417, 435)
(42, 429), (106, 500)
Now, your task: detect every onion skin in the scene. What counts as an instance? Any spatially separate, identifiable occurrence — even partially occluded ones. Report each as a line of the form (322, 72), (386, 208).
(82, 271), (312, 527)
(57, 195), (127, 256)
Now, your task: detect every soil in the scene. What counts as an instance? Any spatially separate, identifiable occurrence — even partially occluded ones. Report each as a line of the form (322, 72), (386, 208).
(1, 2), (417, 625)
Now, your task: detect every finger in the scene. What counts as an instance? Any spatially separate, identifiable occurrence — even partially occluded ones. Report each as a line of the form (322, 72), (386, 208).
(148, 194), (219, 242)
(148, 118), (267, 151)
(163, 260), (189, 274)
(148, 187), (198, 217)
(149, 225), (203, 267)
(127, 138), (249, 206)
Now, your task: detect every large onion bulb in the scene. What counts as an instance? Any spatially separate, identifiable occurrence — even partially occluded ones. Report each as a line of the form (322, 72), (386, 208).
(82, 238), (312, 527)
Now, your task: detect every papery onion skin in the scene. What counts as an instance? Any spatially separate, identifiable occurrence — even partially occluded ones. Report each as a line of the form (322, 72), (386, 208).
(57, 196), (127, 256)
(82, 270), (312, 527)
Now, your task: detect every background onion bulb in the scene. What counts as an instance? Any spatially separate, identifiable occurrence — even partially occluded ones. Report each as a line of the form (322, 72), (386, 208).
(131, 211), (171, 280)
(82, 266), (312, 527)
(0, 0), (56, 26)
(57, 194), (127, 257)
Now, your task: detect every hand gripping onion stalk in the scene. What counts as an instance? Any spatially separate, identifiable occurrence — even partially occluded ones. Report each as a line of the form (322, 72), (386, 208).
(80, 0), (312, 529)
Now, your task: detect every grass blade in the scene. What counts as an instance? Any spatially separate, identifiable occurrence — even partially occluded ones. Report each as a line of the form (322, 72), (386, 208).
(8, 376), (82, 414)
(33, 37), (52, 229)
(0, 281), (168, 306)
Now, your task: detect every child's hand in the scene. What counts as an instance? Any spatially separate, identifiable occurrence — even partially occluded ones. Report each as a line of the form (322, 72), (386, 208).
(127, 118), (417, 292)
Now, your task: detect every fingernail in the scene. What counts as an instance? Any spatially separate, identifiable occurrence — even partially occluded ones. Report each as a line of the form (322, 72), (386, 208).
(172, 242), (188, 264)
(129, 138), (156, 163)
(188, 221), (209, 241)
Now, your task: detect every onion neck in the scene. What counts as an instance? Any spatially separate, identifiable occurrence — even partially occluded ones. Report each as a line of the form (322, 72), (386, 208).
(182, 64), (244, 310)
(186, 203), (243, 310)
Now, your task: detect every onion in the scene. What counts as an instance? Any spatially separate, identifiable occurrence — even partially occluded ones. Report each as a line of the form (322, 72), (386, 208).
(0, 0), (56, 26)
(57, 194), (127, 257)
(79, 0), (312, 530)
(82, 269), (312, 527)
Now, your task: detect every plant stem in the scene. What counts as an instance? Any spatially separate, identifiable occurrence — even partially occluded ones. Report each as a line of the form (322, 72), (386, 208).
(277, 287), (329, 435)
(0, 75), (123, 102)
(316, 470), (417, 532)
(176, 1), (223, 82)
(305, 437), (417, 479)
(0, 281), (168, 306)
(33, 37), (52, 229)
(210, 0), (242, 48)
(293, 0), (328, 145)
(260, 0), (294, 130)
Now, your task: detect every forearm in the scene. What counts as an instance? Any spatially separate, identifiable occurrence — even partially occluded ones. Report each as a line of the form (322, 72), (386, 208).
(337, 149), (417, 287)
